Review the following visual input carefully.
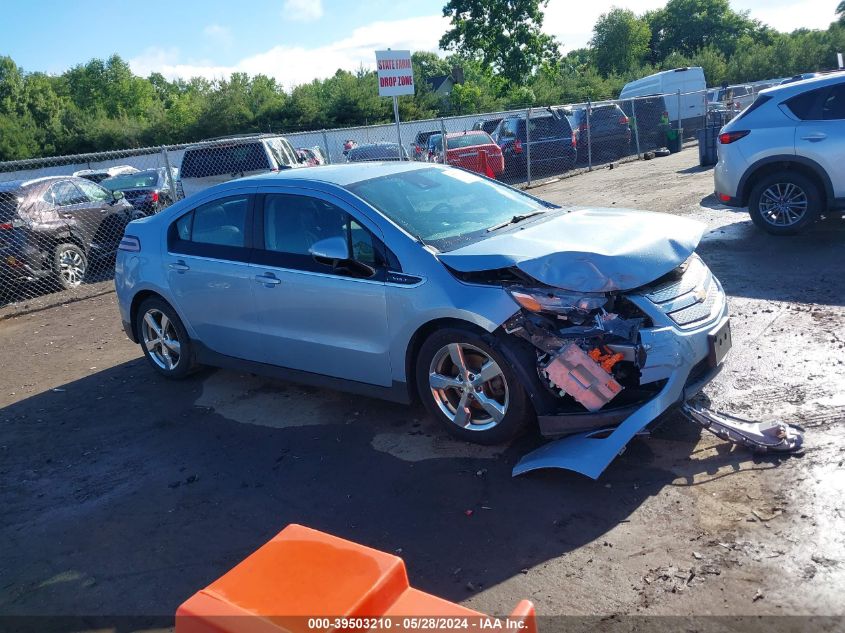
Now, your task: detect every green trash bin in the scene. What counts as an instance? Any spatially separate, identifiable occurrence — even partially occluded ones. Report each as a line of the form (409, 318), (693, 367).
(666, 128), (683, 153)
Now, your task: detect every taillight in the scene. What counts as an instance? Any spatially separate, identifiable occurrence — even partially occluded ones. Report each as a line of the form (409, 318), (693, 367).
(619, 115), (629, 125)
(719, 130), (750, 144)
(513, 139), (523, 154)
(0, 223), (12, 230)
(571, 131), (577, 147)
(150, 191), (159, 203)
(119, 235), (141, 252)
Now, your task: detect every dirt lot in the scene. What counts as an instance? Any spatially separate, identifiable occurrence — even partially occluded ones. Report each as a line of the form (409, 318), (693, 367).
(1, 149), (844, 629)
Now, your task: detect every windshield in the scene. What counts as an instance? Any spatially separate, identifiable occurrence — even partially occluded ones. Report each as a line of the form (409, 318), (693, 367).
(101, 170), (159, 190)
(346, 167), (553, 251)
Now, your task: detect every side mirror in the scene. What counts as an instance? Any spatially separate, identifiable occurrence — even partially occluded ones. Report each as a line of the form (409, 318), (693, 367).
(113, 190), (125, 201)
(308, 236), (350, 263)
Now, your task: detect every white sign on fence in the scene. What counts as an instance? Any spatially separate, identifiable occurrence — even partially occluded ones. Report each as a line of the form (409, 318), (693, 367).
(375, 50), (415, 97)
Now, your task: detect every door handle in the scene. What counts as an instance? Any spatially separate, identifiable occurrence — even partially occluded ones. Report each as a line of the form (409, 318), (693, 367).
(255, 273), (281, 286)
(168, 261), (190, 272)
(800, 133), (827, 141)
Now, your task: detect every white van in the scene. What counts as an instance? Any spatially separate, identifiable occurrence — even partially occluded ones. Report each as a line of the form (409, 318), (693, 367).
(619, 67), (706, 130)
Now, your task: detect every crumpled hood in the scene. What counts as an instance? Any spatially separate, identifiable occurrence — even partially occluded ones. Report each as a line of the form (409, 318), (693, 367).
(438, 208), (705, 292)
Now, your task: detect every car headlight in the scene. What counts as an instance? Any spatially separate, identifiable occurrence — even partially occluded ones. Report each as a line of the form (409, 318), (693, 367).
(507, 287), (607, 315)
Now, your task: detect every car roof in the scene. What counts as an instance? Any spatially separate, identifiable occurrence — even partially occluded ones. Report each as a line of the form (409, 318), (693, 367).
(241, 161), (441, 187)
(761, 71), (845, 97)
(0, 176), (69, 192)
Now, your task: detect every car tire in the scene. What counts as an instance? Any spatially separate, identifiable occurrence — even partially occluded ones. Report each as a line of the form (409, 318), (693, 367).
(748, 171), (821, 235)
(135, 297), (194, 379)
(415, 326), (534, 445)
(53, 243), (88, 290)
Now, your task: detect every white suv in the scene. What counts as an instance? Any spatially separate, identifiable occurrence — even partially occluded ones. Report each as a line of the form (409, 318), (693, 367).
(714, 72), (845, 234)
(178, 135), (303, 200)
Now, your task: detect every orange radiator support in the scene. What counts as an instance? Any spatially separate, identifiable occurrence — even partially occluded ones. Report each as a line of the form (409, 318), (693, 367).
(176, 524), (536, 633)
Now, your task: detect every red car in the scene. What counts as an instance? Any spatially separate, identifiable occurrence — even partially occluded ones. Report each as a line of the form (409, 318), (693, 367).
(437, 131), (505, 178)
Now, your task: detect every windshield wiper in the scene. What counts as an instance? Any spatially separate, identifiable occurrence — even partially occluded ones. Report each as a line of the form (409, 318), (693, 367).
(486, 210), (545, 232)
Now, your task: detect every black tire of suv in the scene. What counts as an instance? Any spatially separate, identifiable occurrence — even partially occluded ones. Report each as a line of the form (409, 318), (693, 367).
(53, 243), (88, 290)
(135, 297), (195, 379)
(748, 171), (822, 235)
(415, 326), (534, 445)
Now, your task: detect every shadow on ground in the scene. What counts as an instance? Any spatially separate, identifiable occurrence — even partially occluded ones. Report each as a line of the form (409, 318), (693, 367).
(0, 358), (788, 620)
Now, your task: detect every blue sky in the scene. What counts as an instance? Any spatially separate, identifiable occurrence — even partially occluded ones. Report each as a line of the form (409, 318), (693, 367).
(0, 0), (838, 89)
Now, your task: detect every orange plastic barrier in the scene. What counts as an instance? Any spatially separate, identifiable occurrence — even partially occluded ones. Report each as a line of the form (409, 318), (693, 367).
(176, 524), (536, 633)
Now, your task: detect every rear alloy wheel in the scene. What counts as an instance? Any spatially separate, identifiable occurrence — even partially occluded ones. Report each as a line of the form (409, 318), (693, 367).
(748, 171), (821, 235)
(415, 327), (532, 444)
(136, 297), (193, 378)
(53, 243), (87, 290)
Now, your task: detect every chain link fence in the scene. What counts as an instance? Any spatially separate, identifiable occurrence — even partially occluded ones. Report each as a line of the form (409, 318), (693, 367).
(0, 88), (722, 314)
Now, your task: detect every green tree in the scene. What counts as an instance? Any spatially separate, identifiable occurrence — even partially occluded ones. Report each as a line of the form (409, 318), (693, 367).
(649, 0), (760, 59)
(590, 8), (651, 76)
(439, 0), (559, 84)
(838, 1), (845, 24)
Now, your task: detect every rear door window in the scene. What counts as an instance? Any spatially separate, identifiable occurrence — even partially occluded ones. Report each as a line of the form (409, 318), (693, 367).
(785, 87), (827, 120)
(528, 117), (565, 139)
(822, 84), (845, 120)
(169, 195), (252, 260)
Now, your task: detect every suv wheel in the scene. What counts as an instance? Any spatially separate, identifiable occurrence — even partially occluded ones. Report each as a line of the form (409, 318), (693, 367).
(136, 297), (194, 378)
(748, 171), (821, 235)
(415, 326), (533, 445)
(53, 243), (87, 290)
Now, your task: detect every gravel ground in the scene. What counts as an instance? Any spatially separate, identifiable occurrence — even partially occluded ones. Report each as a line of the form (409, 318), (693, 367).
(1, 148), (843, 630)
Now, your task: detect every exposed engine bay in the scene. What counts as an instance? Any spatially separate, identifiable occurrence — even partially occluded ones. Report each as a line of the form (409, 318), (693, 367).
(501, 286), (650, 414)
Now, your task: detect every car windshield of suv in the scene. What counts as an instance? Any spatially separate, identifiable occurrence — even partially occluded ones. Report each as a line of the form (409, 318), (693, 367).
(101, 171), (158, 190)
(446, 133), (491, 149)
(346, 167), (554, 251)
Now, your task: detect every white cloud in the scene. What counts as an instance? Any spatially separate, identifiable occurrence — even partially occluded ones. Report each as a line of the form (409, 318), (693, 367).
(129, 1), (837, 89)
(283, 0), (324, 22)
(203, 24), (233, 47)
(129, 14), (447, 89)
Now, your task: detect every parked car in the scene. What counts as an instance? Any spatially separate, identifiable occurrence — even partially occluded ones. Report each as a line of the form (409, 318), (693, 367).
(492, 110), (577, 179)
(620, 95), (667, 151)
(472, 118), (503, 135)
(73, 165), (139, 184)
(433, 131), (504, 177)
(780, 73), (822, 85)
(100, 168), (179, 217)
(345, 143), (409, 162)
(115, 162), (730, 473)
(411, 131), (439, 161)
(620, 67), (706, 132)
(425, 134), (443, 162)
(0, 176), (133, 290)
(714, 72), (845, 234)
(566, 104), (632, 163)
(296, 147), (326, 166)
(178, 135), (302, 199)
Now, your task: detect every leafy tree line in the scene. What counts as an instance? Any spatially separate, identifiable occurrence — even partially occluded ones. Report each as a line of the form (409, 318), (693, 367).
(1, 0), (844, 161)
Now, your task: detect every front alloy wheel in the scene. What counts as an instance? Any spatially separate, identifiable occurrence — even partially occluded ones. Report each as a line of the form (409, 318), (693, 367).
(415, 327), (532, 445)
(429, 342), (509, 432)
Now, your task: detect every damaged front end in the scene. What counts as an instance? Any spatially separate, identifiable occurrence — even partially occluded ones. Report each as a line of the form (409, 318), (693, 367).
(496, 254), (803, 479)
(491, 254), (735, 479)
